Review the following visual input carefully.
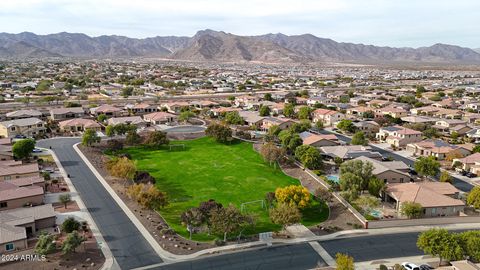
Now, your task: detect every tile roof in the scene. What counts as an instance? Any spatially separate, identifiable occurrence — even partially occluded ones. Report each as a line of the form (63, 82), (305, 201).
(387, 182), (464, 208)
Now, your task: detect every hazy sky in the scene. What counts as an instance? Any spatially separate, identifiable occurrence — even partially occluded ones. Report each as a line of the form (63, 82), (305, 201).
(1, 0), (479, 48)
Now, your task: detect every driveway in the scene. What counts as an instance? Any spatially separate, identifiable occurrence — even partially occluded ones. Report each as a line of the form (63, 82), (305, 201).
(38, 138), (163, 270)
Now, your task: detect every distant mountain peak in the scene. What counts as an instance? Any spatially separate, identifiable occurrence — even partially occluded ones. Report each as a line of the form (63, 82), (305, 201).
(0, 30), (479, 64)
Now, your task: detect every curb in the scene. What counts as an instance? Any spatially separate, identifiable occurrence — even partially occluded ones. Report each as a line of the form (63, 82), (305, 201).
(39, 147), (119, 270)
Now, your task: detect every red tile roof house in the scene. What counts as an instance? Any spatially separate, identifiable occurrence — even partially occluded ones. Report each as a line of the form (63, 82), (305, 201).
(127, 103), (159, 114)
(453, 153), (480, 174)
(59, 118), (102, 133)
(0, 162), (40, 180)
(143, 111), (178, 125)
(89, 104), (123, 117)
(0, 182), (44, 211)
(385, 182), (465, 218)
(312, 109), (345, 127)
(406, 139), (472, 161)
(0, 204), (56, 253)
(107, 116), (147, 129)
(375, 125), (422, 148)
(299, 131), (339, 147)
(49, 107), (86, 121)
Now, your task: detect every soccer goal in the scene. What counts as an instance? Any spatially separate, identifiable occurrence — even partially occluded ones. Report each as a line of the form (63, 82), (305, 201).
(168, 144), (186, 151)
(240, 200), (266, 213)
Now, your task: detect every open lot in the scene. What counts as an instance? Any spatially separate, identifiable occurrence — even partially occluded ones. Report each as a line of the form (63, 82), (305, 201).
(125, 137), (328, 240)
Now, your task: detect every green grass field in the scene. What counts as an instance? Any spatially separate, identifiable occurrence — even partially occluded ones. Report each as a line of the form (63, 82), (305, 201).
(125, 137), (328, 241)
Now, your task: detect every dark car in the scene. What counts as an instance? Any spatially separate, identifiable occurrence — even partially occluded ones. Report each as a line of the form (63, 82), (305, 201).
(461, 170), (468, 176)
(409, 169), (418, 175)
(466, 172), (477, 178)
(419, 264), (434, 270)
(14, 134), (26, 139)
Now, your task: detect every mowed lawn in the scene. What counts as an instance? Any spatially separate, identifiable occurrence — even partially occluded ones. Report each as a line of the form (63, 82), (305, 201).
(125, 137), (328, 241)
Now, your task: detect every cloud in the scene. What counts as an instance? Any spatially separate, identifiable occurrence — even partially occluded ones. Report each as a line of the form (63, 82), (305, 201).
(0, 0), (478, 48)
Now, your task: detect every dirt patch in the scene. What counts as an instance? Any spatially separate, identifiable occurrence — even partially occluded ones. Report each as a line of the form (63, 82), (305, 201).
(53, 201), (80, 213)
(78, 143), (215, 254)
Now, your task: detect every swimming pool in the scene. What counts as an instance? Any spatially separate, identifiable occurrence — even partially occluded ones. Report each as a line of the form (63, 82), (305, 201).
(370, 209), (383, 218)
(326, 175), (340, 183)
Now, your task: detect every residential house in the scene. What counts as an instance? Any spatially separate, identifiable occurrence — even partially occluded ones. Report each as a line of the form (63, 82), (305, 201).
(49, 107), (85, 121)
(261, 117), (296, 131)
(0, 118), (46, 138)
(433, 119), (468, 134)
(90, 104), (123, 117)
(6, 110), (43, 120)
(160, 102), (190, 113)
(385, 182), (464, 218)
(376, 125), (422, 148)
(59, 118), (102, 133)
(406, 139), (471, 160)
(353, 156), (412, 183)
(0, 204), (56, 253)
(375, 106), (408, 118)
(312, 109), (345, 127)
(238, 111), (264, 128)
(127, 103), (159, 114)
(107, 116), (146, 129)
(353, 120), (380, 136)
(0, 144), (13, 160)
(143, 112), (178, 125)
(320, 145), (383, 160)
(0, 162), (40, 180)
(0, 182), (44, 211)
(452, 153), (480, 175)
(299, 131), (339, 147)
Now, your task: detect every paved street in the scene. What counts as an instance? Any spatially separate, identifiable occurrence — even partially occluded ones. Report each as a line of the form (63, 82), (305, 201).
(318, 129), (475, 192)
(38, 138), (163, 270)
(149, 243), (326, 270)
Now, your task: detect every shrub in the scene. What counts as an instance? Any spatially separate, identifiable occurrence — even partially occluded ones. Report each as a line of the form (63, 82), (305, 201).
(62, 217), (80, 233)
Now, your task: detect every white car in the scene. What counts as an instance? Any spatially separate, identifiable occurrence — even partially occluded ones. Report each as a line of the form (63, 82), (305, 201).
(402, 262), (420, 270)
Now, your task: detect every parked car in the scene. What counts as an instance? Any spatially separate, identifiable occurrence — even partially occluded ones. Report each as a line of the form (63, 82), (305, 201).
(409, 169), (418, 175)
(14, 134), (26, 139)
(32, 148), (43, 153)
(461, 170), (469, 176)
(466, 172), (477, 178)
(42, 168), (55, 173)
(419, 264), (434, 270)
(402, 262), (420, 270)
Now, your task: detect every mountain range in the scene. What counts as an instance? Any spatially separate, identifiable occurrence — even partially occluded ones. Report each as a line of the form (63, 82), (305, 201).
(1, 29), (479, 64)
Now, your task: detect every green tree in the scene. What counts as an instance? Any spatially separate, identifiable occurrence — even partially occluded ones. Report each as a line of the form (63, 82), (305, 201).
(259, 105), (271, 116)
(294, 145), (323, 170)
(417, 228), (463, 265)
(224, 111), (244, 125)
(315, 120), (324, 130)
(473, 145), (480, 153)
(12, 138), (36, 160)
(269, 203), (302, 229)
(62, 217), (80, 233)
(81, 128), (100, 146)
(264, 93), (272, 101)
(125, 130), (142, 145)
(336, 253), (354, 270)
(368, 177), (385, 197)
(35, 232), (56, 255)
(337, 119), (356, 133)
(400, 201), (423, 218)
(210, 204), (253, 241)
(179, 110), (195, 122)
(297, 106), (311, 120)
(143, 131), (169, 148)
(96, 114), (107, 123)
(458, 230), (480, 262)
(260, 142), (286, 168)
(467, 186), (480, 209)
(59, 194), (71, 209)
(105, 125), (115, 137)
(423, 127), (440, 138)
(439, 171), (452, 183)
(414, 156), (440, 179)
(278, 130), (302, 153)
(339, 159), (374, 196)
(61, 231), (85, 254)
(351, 131), (368, 146)
(205, 123), (233, 143)
(354, 195), (380, 214)
(283, 103), (295, 118)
